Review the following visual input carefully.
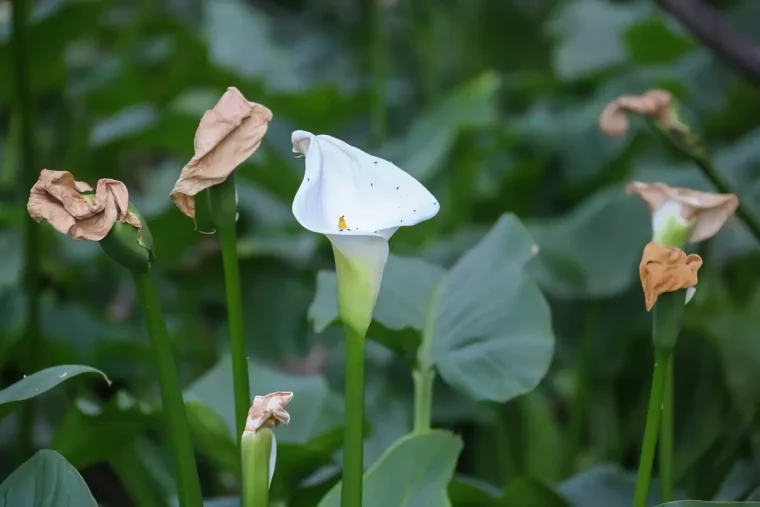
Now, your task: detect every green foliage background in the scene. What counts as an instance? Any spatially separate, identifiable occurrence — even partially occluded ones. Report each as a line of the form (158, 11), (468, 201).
(2, 0), (760, 505)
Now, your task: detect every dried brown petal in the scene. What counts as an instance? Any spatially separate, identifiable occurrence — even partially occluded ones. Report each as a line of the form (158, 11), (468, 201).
(639, 242), (702, 311)
(600, 89), (675, 137)
(245, 391), (293, 434)
(170, 87), (273, 220)
(27, 169), (140, 241)
(626, 181), (738, 242)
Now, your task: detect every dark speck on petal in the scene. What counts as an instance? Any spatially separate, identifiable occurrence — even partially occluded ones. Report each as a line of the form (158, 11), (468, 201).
(374, 161), (378, 164)
(396, 186), (399, 190)
(370, 183), (373, 187)
(413, 209), (416, 212)
(400, 220), (403, 223)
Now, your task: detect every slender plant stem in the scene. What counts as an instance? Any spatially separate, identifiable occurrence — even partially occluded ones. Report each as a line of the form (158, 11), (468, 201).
(633, 346), (671, 507)
(208, 175), (251, 444)
(12, 0), (41, 463)
(133, 272), (203, 507)
(217, 219), (251, 441)
(412, 369), (435, 433)
(241, 431), (272, 507)
(369, 0), (387, 146)
(660, 356), (675, 503)
(342, 326), (366, 507)
(567, 301), (597, 474)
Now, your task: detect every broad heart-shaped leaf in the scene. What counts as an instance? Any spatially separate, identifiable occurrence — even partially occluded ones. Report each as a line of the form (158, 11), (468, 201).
(431, 214), (554, 402)
(528, 186), (651, 300)
(317, 431), (463, 507)
(0, 365), (108, 419)
(0, 450), (97, 506)
(558, 464), (662, 507)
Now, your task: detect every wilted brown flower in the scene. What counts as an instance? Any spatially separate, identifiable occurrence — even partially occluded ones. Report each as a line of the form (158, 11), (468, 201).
(639, 242), (702, 311)
(626, 181), (738, 243)
(600, 89), (677, 137)
(27, 169), (141, 241)
(244, 391), (293, 434)
(170, 87), (273, 221)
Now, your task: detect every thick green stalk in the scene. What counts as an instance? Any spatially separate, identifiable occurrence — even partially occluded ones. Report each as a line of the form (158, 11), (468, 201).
(633, 346), (671, 507)
(133, 272), (203, 507)
(342, 325), (366, 507)
(369, 0), (387, 145)
(12, 0), (41, 462)
(566, 301), (597, 474)
(412, 369), (434, 433)
(660, 356), (675, 503)
(241, 430), (272, 507)
(208, 176), (251, 443)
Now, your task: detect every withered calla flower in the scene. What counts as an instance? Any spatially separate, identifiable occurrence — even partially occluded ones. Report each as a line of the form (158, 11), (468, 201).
(170, 87), (273, 221)
(626, 181), (738, 243)
(639, 242), (702, 311)
(600, 89), (677, 137)
(244, 391), (293, 435)
(27, 169), (141, 241)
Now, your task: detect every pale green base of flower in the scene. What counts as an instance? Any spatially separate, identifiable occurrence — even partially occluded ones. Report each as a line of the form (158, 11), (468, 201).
(241, 429), (273, 507)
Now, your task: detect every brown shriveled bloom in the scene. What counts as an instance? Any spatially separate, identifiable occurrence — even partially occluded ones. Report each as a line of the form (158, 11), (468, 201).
(639, 242), (702, 311)
(600, 89), (678, 137)
(244, 391), (293, 435)
(626, 181), (738, 243)
(27, 169), (141, 241)
(170, 87), (273, 221)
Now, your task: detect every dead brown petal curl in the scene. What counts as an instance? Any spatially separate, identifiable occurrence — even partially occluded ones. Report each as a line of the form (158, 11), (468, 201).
(639, 242), (702, 312)
(626, 181), (739, 243)
(245, 391), (293, 434)
(27, 169), (141, 241)
(600, 89), (676, 137)
(170, 87), (273, 221)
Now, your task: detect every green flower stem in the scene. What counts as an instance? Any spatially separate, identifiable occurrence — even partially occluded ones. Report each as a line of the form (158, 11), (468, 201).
(566, 301), (597, 474)
(241, 429), (272, 507)
(370, 0), (387, 145)
(660, 356), (675, 503)
(633, 346), (671, 507)
(412, 369), (435, 434)
(634, 290), (685, 507)
(342, 325), (366, 507)
(133, 271), (203, 507)
(12, 0), (41, 462)
(208, 176), (251, 445)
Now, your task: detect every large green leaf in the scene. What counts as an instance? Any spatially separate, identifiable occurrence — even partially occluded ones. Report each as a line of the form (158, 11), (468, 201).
(528, 187), (651, 299)
(0, 450), (97, 507)
(317, 431), (463, 507)
(500, 478), (570, 507)
(430, 214), (553, 401)
(657, 503), (760, 506)
(0, 365), (109, 419)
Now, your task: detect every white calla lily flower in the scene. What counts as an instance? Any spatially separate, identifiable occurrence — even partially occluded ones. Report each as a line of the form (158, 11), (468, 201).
(291, 130), (440, 334)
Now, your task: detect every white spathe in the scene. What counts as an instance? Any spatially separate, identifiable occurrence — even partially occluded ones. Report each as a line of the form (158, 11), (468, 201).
(291, 130), (440, 334)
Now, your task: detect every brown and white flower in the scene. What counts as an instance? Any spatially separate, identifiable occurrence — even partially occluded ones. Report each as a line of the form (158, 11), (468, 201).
(244, 391), (293, 435)
(27, 169), (141, 241)
(170, 87), (273, 222)
(639, 242), (702, 311)
(600, 89), (678, 137)
(626, 181), (738, 243)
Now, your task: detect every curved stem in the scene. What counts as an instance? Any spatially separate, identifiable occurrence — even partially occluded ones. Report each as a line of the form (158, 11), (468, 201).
(12, 0), (41, 462)
(660, 356), (675, 503)
(342, 326), (366, 507)
(567, 301), (597, 474)
(133, 272), (203, 507)
(633, 346), (671, 507)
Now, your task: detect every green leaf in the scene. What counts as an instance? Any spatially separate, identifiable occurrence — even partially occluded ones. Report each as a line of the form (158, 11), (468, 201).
(528, 187), (651, 299)
(317, 431), (463, 507)
(500, 478), (570, 507)
(657, 503), (760, 506)
(0, 450), (97, 507)
(431, 214), (554, 402)
(559, 464), (660, 507)
(0, 365), (109, 419)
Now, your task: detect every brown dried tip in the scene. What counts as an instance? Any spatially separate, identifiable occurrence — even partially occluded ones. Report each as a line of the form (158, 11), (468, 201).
(639, 242), (702, 312)
(626, 181), (739, 242)
(244, 391), (293, 434)
(600, 89), (676, 137)
(170, 87), (273, 221)
(27, 170), (141, 241)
